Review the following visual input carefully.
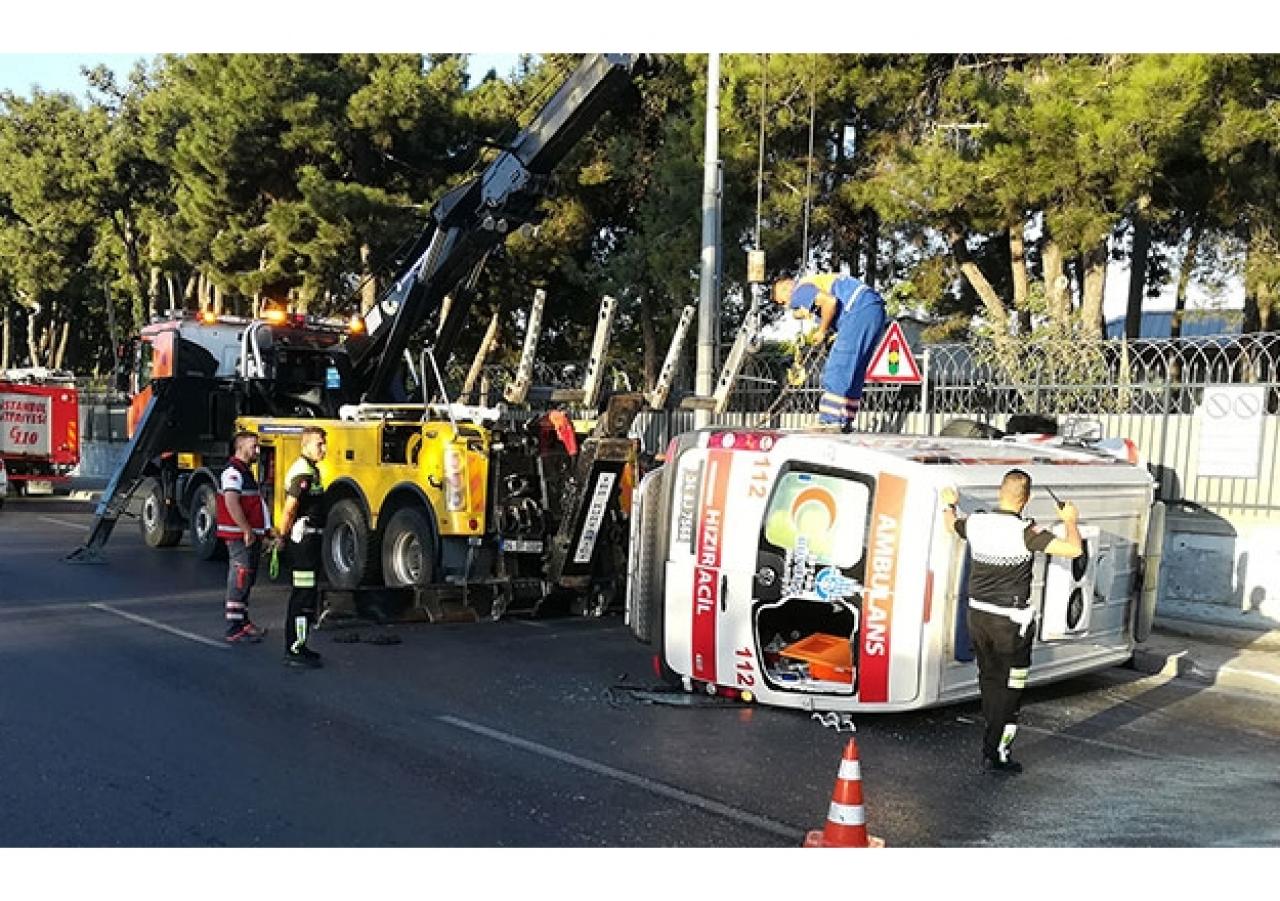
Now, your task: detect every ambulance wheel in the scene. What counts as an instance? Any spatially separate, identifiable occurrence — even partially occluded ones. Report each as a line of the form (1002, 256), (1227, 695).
(139, 478), (182, 548)
(189, 482), (226, 561)
(323, 498), (379, 589)
(380, 506), (436, 588)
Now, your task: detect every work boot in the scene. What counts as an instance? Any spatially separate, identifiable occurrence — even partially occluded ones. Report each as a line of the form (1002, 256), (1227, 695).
(283, 646), (323, 669)
(225, 621), (267, 643)
(981, 754), (1023, 775)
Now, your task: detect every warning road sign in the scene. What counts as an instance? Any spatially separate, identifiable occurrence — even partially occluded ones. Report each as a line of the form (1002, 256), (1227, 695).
(865, 321), (922, 384)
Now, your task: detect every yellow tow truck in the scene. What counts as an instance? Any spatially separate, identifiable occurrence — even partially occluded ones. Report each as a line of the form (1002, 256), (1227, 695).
(244, 393), (644, 622)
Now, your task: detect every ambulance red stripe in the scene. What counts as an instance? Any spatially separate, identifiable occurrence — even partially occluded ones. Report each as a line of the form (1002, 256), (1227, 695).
(691, 450), (732, 683)
(858, 473), (907, 703)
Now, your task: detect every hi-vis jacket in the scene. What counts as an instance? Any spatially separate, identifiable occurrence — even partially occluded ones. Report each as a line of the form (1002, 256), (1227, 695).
(284, 455), (324, 541)
(216, 457), (270, 540)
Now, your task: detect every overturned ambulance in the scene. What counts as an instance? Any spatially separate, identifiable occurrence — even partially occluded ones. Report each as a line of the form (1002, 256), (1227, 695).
(626, 428), (1164, 712)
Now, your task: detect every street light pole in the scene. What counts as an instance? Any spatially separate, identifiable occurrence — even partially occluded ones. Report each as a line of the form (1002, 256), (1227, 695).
(695, 52), (722, 429)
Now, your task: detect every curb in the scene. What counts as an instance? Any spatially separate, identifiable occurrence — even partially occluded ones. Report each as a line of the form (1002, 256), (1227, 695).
(1153, 616), (1280, 653)
(1128, 646), (1280, 698)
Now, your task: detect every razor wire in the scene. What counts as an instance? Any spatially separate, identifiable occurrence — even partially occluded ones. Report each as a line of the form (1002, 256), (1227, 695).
(78, 332), (1280, 446)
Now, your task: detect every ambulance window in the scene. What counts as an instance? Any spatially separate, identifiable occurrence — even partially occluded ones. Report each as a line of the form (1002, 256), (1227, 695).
(763, 470), (871, 570)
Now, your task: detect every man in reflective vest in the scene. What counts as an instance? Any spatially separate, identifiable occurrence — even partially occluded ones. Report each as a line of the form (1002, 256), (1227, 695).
(942, 470), (1082, 774)
(274, 426), (328, 668)
(772, 273), (887, 431)
(217, 430), (272, 643)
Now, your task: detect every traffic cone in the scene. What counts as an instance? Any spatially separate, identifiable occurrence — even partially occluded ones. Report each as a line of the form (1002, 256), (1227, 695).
(803, 737), (885, 848)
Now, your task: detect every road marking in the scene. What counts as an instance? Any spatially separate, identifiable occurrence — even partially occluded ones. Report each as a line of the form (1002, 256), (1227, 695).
(0, 590), (227, 615)
(37, 515), (88, 531)
(437, 714), (803, 842)
(90, 603), (230, 650)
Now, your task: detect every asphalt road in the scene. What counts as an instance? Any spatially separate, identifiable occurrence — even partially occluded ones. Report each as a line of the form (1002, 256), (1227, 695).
(2, 496), (1279, 849)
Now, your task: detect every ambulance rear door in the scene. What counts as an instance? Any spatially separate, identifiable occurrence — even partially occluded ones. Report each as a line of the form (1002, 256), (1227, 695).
(661, 431), (779, 693)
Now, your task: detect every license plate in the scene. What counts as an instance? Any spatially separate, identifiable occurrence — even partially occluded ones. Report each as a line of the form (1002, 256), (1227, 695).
(501, 539), (544, 554)
(25, 480), (54, 494)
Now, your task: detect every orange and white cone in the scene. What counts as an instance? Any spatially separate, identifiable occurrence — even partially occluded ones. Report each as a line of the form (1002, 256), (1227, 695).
(803, 737), (885, 848)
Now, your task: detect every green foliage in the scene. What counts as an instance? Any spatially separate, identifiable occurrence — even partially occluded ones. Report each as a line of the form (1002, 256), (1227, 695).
(3, 52), (1280, 381)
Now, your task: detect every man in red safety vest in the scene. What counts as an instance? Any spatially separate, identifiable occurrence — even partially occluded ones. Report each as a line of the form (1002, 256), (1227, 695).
(217, 430), (273, 643)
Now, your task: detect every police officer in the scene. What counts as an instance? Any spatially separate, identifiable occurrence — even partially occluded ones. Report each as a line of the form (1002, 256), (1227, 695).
(772, 273), (887, 431)
(217, 430), (271, 643)
(942, 469), (1082, 774)
(274, 425), (328, 668)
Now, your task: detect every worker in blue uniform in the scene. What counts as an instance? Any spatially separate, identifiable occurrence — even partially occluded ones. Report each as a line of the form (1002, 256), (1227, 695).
(772, 273), (887, 430)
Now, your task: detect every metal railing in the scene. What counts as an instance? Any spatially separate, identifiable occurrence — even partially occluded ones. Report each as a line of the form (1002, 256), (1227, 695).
(71, 333), (1280, 518)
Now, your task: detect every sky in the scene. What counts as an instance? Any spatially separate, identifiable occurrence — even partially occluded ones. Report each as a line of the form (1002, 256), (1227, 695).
(0, 53), (523, 100)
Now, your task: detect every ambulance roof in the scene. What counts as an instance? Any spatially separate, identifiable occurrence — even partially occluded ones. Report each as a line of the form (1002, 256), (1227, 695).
(703, 428), (1153, 489)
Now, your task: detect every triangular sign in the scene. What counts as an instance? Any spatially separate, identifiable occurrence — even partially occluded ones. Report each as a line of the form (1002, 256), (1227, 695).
(864, 320), (922, 384)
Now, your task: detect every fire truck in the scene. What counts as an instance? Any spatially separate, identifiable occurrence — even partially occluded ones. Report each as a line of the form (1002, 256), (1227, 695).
(1, 368), (80, 493)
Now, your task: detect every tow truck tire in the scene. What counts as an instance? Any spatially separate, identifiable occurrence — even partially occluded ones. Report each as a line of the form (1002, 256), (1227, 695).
(189, 482), (226, 561)
(380, 507), (436, 588)
(140, 478), (183, 548)
(322, 498), (378, 589)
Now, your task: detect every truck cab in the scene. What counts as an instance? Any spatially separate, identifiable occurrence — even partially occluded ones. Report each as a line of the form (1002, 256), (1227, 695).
(122, 310), (358, 559)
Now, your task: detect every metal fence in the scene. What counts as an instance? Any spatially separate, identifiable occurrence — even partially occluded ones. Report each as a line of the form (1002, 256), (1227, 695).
(628, 333), (1280, 520)
(74, 333), (1280, 519)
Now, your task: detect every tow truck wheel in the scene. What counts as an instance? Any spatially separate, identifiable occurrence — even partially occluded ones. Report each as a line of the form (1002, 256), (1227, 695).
(140, 478), (183, 548)
(381, 507), (436, 588)
(189, 483), (227, 561)
(322, 498), (378, 589)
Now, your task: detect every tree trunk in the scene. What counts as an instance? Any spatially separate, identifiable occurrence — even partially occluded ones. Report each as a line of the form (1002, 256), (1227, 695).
(1124, 201), (1151, 340)
(1, 307), (10, 369)
(112, 210), (150, 329)
(639, 292), (658, 392)
(1042, 238), (1070, 328)
(1169, 219), (1203, 340)
(949, 228), (1010, 330)
(1243, 218), (1259, 334)
(1009, 222), (1031, 334)
(148, 266), (162, 324)
(27, 309), (42, 368)
(360, 242), (379, 314)
(1080, 240), (1108, 340)
(1255, 281), (1276, 332)
(53, 319), (70, 370)
(863, 209), (879, 290)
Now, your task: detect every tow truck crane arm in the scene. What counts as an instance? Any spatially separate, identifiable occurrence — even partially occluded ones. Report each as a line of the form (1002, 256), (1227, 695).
(350, 53), (650, 402)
